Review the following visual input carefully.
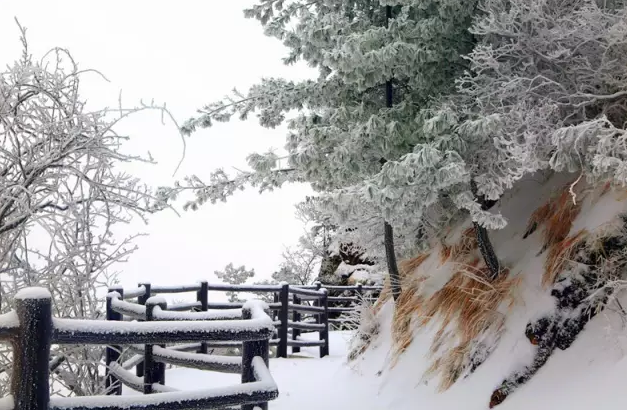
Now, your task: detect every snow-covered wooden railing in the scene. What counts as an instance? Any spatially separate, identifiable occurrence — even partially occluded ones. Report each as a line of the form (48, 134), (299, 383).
(113, 281), (381, 360)
(270, 284), (329, 358)
(116, 282), (331, 359)
(0, 287), (278, 410)
(296, 284), (382, 329)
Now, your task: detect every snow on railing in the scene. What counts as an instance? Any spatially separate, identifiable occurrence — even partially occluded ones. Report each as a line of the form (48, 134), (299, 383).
(0, 287), (277, 410)
(127, 344), (242, 374)
(108, 281), (381, 361)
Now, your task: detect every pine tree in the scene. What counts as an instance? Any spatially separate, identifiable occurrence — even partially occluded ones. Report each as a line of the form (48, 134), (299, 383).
(163, 0), (481, 269)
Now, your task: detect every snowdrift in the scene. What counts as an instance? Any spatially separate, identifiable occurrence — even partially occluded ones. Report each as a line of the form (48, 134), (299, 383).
(350, 171), (627, 409)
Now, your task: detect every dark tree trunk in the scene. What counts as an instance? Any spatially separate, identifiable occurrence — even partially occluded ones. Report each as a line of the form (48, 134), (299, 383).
(470, 181), (501, 281)
(383, 5), (402, 300)
(473, 222), (501, 280)
(384, 221), (402, 301)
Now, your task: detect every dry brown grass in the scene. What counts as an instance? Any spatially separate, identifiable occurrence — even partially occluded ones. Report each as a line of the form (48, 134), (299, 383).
(439, 244), (452, 265)
(389, 229), (486, 371)
(543, 190), (582, 250)
(450, 227), (478, 260)
(543, 230), (588, 287)
(399, 253), (431, 277)
(391, 279), (424, 365)
(523, 201), (554, 238)
(439, 226), (478, 266)
(373, 278), (393, 314)
(418, 262), (520, 391)
(522, 183), (584, 256)
(387, 253), (431, 360)
(388, 250), (520, 389)
(373, 253), (430, 316)
(381, 178), (625, 389)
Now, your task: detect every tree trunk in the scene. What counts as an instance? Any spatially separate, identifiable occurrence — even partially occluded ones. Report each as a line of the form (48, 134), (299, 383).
(383, 4), (402, 300)
(473, 221), (500, 281)
(384, 221), (402, 301)
(470, 181), (501, 281)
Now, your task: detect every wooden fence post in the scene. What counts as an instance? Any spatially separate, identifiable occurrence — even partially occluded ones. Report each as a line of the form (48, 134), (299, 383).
(13, 288), (52, 410)
(319, 289), (330, 358)
(291, 293), (301, 354)
(196, 281), (209, 354)
(242, 306), (270, 410)
(144, 297), (167, 394)
(105, 286), (123, 395)
(278, 284), (289, 359)
(136, 283), (151, 378)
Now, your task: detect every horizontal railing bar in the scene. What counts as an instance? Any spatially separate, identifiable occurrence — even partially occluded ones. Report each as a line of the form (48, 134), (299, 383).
(204, 341), (242, 348)
(207, 284), (282, 292)
(292, 328), (318, 334)
(287, 303), (324, 314)
(128, 345), (241, 374)
(207, 302), (244, 310)
(150, 284), (202, 294)
(108, 363), (177, 394)
(166, 343), (202, 352)
(288, 287), (326, 298)
(287, 340), (326, 347)
(120, 286), (146, 300)
(327, 296), (359, 303)
(109, 297), (146, 320)
(295, 295), (319, 301)
(53, 325), (272, 345)
(328, 306), (355, 313)
(121, 354), (144, 370)
(108, 362), (144, 393)
(52, 302), (274, 344)
(287, 321), (325, 331)
(50, 357), (278, 410)
(153, 307), (242, 321)
(166, 302), (202, 312)
(207, 302), (279, 311)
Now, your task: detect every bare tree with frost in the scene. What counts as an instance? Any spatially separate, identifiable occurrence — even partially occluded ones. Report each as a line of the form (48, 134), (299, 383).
(0, 24), (174, 396)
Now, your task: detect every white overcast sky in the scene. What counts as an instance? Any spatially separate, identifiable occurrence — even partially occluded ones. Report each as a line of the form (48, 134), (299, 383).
(0, 1), (315, 289)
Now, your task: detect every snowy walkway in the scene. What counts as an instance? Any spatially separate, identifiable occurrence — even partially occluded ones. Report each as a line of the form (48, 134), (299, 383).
(143, 331), (382, 409)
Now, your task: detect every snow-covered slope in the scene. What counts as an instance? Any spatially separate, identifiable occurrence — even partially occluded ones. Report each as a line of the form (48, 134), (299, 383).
(349, 171), (627, 409)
